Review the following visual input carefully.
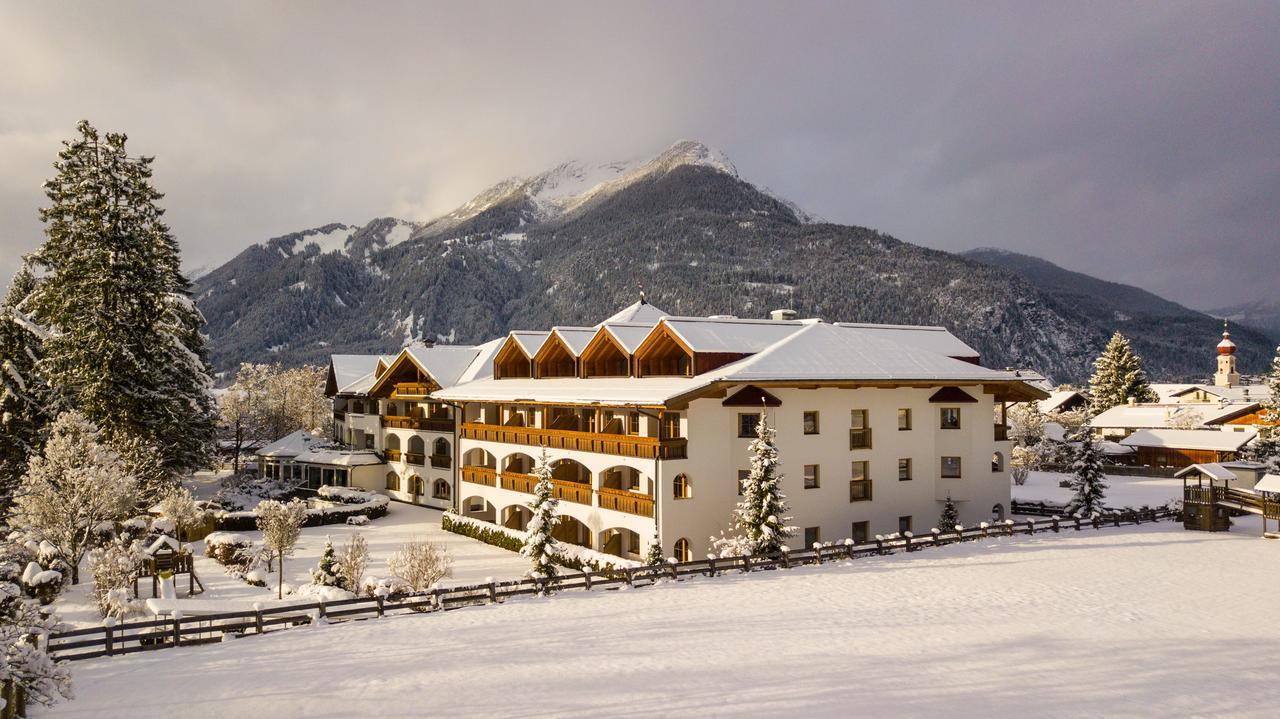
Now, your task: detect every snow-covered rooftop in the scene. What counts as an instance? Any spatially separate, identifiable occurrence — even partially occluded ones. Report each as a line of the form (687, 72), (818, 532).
(601, 322), (658, 353)
(548, 327), (598, 356)
(1173, 463), (1240, 481)
(1090, 403), (1240, 429)
(1151, 383), (1272, 404)
(1255, 474), (1280, 494)
(663, 316), (809, 353)
(1038, 390), (1084, 414)
(404, 343), (489, 389)
(257, 430), (327, 458)
(338, 370), (378, 395)
(1119, 428), (1257, 452)
(598, 300), (668, 325)
(834, 322), (979, 359)
(293, 448), (384, 467)
(434, 376), (704, 405)
(329, 354), (383, 393)
(509, 331), (551, 358)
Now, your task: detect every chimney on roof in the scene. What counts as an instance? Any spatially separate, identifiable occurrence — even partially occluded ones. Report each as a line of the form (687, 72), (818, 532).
(770, 308), (798, 321)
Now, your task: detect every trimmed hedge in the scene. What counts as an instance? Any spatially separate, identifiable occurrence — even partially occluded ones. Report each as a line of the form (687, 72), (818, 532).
(214, 489), (390, 531)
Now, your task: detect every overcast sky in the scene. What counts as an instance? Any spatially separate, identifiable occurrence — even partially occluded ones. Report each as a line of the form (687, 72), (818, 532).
(2, 1), (1277, 309)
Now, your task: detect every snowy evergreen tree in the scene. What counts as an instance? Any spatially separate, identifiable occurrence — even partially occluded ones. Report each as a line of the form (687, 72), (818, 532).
(1065, 429), (1108, 517)
(521, 448), (560, 580)
(644, 529), (665, 566)
(0, 568), (73, 708)
(937, 497), (960, 532)
(10, 411), (138, 584)
(1087, 332), (1158, 414)
(1242, 344), (1280, 471)
(712, 407), (795, 557)
(0, 265), (57, 512)
(26, 121), (216, 481)
(310, 536), (341, 587)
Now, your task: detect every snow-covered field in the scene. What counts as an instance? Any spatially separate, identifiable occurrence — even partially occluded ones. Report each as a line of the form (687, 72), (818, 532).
(1013, 470), (1181, 509)
(53, 502), (530, 627)
(43, 516), (1280, 718)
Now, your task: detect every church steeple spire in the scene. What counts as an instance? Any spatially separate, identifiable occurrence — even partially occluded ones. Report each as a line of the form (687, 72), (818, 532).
(1214, 321), (1239, 387)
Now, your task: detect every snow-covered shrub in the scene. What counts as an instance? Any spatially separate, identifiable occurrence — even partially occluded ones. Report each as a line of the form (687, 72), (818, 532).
(316, 486), (380, 505)
(309, 536), (341, 587)
(215, 474), (299, 512)
(203, 532), (255, 567)
(336, 534), (368, 593)
(155, 485), (210, 542)
(388, 540), (453, 593)
(118, 516), (151, 543)
(362, 575), (411, 599)
(89, 538), (145, 619)
(243, 568), (267, 587)
(292, 583), (355, 603)
(441, 511), (523, 552)
(21, 562), (62, 605)
(346, 515), (369, 526)
(0, 577), (73, 709)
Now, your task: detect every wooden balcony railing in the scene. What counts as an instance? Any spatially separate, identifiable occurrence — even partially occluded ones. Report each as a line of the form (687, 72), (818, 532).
(552, 479), (592, 505)
(391, 382), (434, 397)
(460, 422), (688, 460)
(384, 448), (401, 462)
(994, 424), (1009, 441)
(405, 452), (425, 466)
(430, 453), (452, 469)
(382, 416), (454, 432)
(461, 466), (497, 487)
(598, 487), (655, 517)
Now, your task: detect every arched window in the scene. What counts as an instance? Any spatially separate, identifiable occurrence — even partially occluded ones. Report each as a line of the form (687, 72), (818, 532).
(673, 538), (691, 563)
(386, 434), (401, 450)
(673, 473), (692, 499)
(412, 476), (425, 495)
(991, 451), (1005, 472)
(992, 503), (1006, 521)
(386, 472), (400, 491)
(408, 436), (425, 455)
(433, 437), (451, 457)
(433, 479), (451, 499)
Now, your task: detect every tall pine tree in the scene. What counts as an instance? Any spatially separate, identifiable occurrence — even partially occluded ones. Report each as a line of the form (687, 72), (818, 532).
(26, 121), (216, 497)
(0, 265), (57, 511)
(937, 497), (960, 531)
(712, 407), (795, 557)
(1065, 429), (1108, 517)
(1087, 332), (1158, 415)
(521, 448), (560, 580)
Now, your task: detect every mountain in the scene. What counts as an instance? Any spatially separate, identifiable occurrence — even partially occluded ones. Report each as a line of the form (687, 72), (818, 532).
(1207, 297), (1280, 340)
(961, 248), (1276, 378)
(193, 140), (1265, 384)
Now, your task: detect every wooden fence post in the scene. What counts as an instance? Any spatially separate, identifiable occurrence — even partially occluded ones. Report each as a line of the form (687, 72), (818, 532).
(376, 593), (385, 618)
(669, 561), (679, 580)
(844, 540), (856, 559)
(103, 617), (115, 656)
(780, 548), (790, 568)
(1052, 517), (1060, 533)
(623, 568), (633, 588)
(254, 604), (264, 634)
(583, 569), (593, 590)
(741, 555), (751, 573)
(1026, 519), (1035, 535)
(875, 536), (885, 555)
(706, 556), (717, 577)
(487, 578), (498, 604)
(1074, 517), (1083, 531)
(954, 526), (964, 543)
(317, 600), (327, 624)
(903, 533), (913, 552)
(172, 611), (182, 647)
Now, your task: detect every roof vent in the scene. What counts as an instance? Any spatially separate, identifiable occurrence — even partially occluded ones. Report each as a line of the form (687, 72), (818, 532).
(769, 308), (798, 321)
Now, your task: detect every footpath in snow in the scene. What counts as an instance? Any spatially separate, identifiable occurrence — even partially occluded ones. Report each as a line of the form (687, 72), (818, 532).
(43, 516), (1280, 718)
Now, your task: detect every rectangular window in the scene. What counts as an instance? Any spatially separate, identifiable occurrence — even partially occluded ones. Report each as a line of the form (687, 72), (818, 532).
(849, 461), (872, 502)
(898, 516), (913, 534)
(628, 412), (640, 435)
(941, 456), (962, 478)
(898, 408), (912, 431)
(661, 413), (681, 439)
(898, 458), (912, 481)
(737, 470), (749, 496)
(738, 413), (760, 438)
(940, 407), (961, 429)
(803, 464), (820, 489)
(851, 521), (869, 545)
(849, 409), (872, 449)
(804, 526), (821, 547)
(803, 411), (820, 435)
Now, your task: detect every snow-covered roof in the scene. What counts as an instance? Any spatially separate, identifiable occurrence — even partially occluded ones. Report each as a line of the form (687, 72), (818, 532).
(145, 535), (182, 555)
(1173, 463), (1240, 481)
(455, 337), (503, 384)
(662, 316), (806, 353)
(329, 354), (383, 394)
(1153, 383), (1272, 404)
(1043, 421), (1068, 443)
(1039, 390), (1084, 414)
(1255, 474), (1280, 494)
(548, 327), (597, 356)
(598, 300), (668, 325)
(404, 344), (488, 389)
(293, 449), (384, 467)
(1119, 429), (1257, 452)
(600, 323), (657, 353)
(1098, 441), (1136, 456)
(509, 331), (551, 358)
(257, 430), (327, 458)
(834, 323), (979, 359)
(338, 370), (378, 395)
(1090, 403), (1244, 430)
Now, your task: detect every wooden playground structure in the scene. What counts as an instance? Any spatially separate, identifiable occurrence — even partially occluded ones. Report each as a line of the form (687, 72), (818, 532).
(132, 537), (205, 598)
(1181, 471), (1280, 538)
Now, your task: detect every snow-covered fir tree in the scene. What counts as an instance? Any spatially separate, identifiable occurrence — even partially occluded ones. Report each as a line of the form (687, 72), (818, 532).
(0, 563), (73, 709)
(712, 407), (795, 557)
(1242, 344), (1280, 471)
(26, 121), (217, 482)
(10, 411), (138, 583)
(1087, 332), (1158, 415)
(521, 448), (560, 580)
(644, 529), (665, 566)
(937, 497), (960, 532)
(310, 536), (341, 587)
(0, 265), (56, 512)
(1065, 429), (1108, 517)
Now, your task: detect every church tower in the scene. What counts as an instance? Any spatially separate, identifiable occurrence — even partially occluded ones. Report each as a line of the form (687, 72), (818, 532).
(1214, 321), (1240, 387)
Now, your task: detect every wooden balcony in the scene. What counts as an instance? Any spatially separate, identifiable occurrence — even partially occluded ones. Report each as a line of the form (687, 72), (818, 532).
(462, 466), (498, 487)
(460, 422), (688, 460)
(405, 452), (425, 466)
(994, 424), (1009, 441)
(598, 487), (654, 517)
(384, 448), (401, 462)
(430, 453), (452, 469)
(382, 415), (455, 432)
(552, 480), (591, 505)
(391, 382), (434, 398)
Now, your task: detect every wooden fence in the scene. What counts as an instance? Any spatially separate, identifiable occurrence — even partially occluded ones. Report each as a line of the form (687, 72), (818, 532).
(45, 507), (1173, 663)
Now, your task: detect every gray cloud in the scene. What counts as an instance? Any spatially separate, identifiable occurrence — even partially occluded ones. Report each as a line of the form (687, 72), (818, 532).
(1, 0), (1276, 309)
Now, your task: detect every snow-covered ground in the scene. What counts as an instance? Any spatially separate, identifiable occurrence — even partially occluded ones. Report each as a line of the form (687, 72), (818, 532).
(52, 502), (531, 628)
(43, 516), (1280, 718)
(1013, 470), (1181, 509)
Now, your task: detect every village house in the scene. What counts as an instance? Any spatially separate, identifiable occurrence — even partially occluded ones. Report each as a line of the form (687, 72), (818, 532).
(300, 300), (1045, 560)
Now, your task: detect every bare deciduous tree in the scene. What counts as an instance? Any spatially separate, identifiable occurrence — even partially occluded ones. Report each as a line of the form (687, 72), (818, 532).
(388, 539), (452, 593)
(256, 498), (308, 599)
